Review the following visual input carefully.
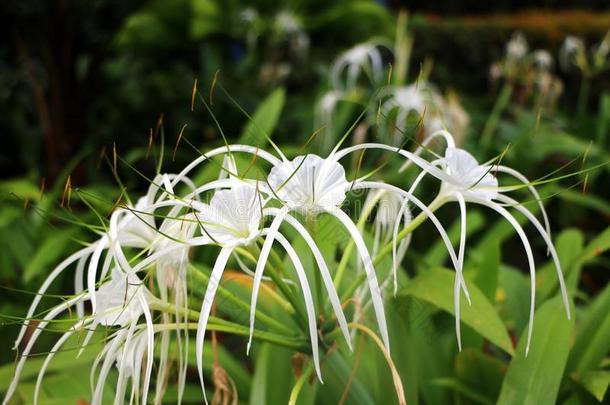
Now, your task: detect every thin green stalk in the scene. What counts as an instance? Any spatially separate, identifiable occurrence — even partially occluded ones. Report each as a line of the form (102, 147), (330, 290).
(481, 83), (513, 153)
(288, 361), (315, 405)
(150, 321), (309, 352)
(188, 264), (294, 335)
(306, 214), (323, 315)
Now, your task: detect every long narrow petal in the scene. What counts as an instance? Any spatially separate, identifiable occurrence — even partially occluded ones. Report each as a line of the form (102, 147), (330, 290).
(248, 208), (289, 354)
(196, 247), (232, 404)
(34, 319), (91, 405)
(92, 329), (128, 405)
(114, 319), (139, 405)
(455, 192), (468, 351)
(357, 181), (471, 303)
(281, 212), (353, 350)
(495, 165), (552, 252)
(398, 129), (455, 172)
(467, 196), (537, 355)
(3, 294), (87, 405)
(274, 232), (323, 382)
(327, 207), (390, 353)
(332, 142), (457, 186)
(139, 294), (155, 405)
(171, 145), (283, 190)
(14, 244), (96, 348)
(495, 194), (570, 319)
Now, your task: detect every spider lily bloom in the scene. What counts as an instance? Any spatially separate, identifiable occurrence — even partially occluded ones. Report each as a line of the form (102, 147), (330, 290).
(362, 187), (412, 295)
(433, 146), (571, 354)
(560, 31), (610, 76)
(378, 83), (447, 142)
(331, 42), (386, 90)
(263, 153), (397, 353)
(315, 90), (346, 151)
(3, 268), (154, 405)
(189, 183), (309, 401)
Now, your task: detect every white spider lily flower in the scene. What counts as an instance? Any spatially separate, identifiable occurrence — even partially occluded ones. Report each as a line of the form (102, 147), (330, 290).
(532, 49), (554, 71)
(331, 42), (385, 89)
(379, 83), (449, 142)
(561, 30), (610, 75)
(329, 139), (568, 351)
(560, 35), (587, 72)
(315, 90), (346, 151)
(190, 183), (262, 403)
(363, 188), (412, 294)
(264, 153), (390, 352)
(432, 147), (571, 354)
(506, 32), (529, 62)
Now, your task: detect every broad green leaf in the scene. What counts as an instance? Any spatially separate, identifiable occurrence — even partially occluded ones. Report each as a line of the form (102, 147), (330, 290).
(537, 229), (584, 300)
(401, 267), (514, 355)
(497, 297), (574, 405)
(567, 282), (610, 376)
(497, 266), (530, 335)
(572, 370), (610, 402)
(238, 88), (286, 147)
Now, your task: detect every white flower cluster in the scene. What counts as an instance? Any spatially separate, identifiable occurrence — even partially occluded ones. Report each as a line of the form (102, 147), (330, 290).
(490, 32), (564, 109)
(317, 41), (469, 151)
(5, 133), (569, 404)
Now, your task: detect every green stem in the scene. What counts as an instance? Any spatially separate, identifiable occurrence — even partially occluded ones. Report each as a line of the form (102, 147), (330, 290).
(187, 264), (294, 335)
(288, 360), (315, 405)
(306, 214), (323, 315)
(150, 321), (309, 352)
(481, 82), (513, 153)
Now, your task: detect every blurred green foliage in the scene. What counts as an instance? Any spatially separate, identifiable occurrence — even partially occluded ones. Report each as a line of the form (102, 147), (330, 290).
(0, 1), (609, 404)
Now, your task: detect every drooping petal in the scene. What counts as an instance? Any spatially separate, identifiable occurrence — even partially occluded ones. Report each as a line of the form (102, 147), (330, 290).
(3, 294), (87, 405)
(327, 207), (390, 353)
(247, 208), (289, 353)
(467, 195), (537, 355)
(196, 247), (233, 404)
(14, 244), (96, 348)
(273, 232), (323, 381)
(495, 194), (570, 319)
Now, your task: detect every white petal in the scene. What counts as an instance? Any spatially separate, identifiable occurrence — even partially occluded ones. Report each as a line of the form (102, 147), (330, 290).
(328, 208), (390, 353)
(196, 247), (232, 404)
(274, 232), (323, 381)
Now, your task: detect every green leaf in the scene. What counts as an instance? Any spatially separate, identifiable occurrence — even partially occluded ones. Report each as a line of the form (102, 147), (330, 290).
(238, 88), (286, 147)
(567, 282), (610, 376)
(497, 297), (574, 405)
(572, 370), (610, 402)
(400, 267), (514, 356)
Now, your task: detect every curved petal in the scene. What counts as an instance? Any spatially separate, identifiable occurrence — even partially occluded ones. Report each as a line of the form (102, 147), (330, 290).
(327, 207), (390, 353)
(247, 208), (289, 354)
(466, 196), (537, 355)
(273, 232), (323, 381)
(14, 244), (96, 348)
(495, 194), (570, 319)
(196, 246), (232, 404)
